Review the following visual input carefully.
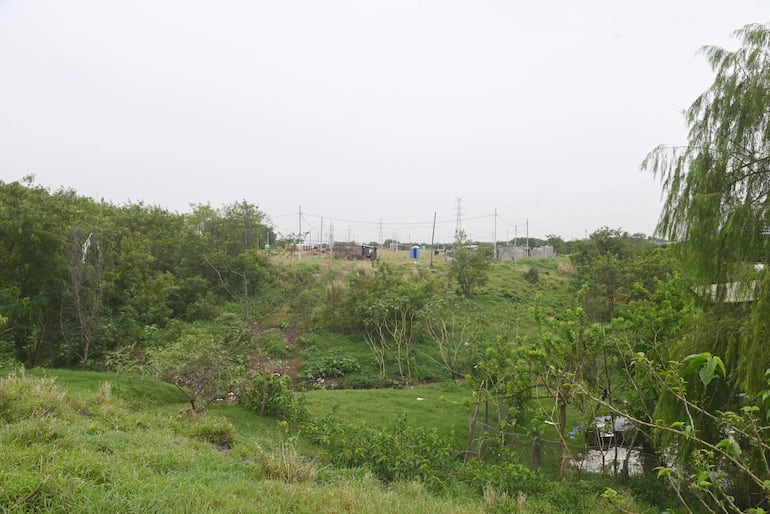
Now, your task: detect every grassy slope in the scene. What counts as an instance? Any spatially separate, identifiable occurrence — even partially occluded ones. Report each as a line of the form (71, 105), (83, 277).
(1, 367), (661, 513)
(1, 369), (482, 513)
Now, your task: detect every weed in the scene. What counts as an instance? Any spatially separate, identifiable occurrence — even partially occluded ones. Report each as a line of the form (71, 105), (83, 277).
(258, 438), (318, 483)
(0, 369), (69, 422)
(185, 415), (236, 447)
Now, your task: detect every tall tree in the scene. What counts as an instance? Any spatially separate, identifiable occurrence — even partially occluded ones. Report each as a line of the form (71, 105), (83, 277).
(643, 22), (770, 396)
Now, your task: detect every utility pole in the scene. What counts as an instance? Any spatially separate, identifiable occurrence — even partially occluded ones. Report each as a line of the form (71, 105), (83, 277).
(379, 218), (383, 246)
(430, 211), (437, 268)
(299, 205), (302, 260)
(320, 216), (324, 250)
(514, 225), (517, 247)
(494, 208), (497, 259)
(526, 218), (529, 257)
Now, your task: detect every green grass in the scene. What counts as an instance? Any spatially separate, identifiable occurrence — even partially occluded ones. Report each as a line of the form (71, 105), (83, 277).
(303, 382), (472, 447)
(0, 368), (664, 513)
(0, 369), (486, 513)
(473, 257), (576, 341)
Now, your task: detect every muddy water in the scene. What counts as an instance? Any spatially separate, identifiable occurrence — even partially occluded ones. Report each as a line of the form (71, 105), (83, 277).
(571, 447), (644, 475)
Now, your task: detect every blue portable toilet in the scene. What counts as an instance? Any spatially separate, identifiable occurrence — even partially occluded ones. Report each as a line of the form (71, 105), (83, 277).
(410, 245), (421, 259)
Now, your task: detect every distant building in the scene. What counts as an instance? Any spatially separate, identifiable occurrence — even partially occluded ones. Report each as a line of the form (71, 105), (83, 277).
(331, 242), (378, 260)
(496, 245), (555, 261)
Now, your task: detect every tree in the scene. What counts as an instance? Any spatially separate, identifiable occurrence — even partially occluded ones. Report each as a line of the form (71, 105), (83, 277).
(449, 232), (493, 296)
(638, 23), (770, 509)
(0, 178), (68, 366)
(146, 325), (242, 412)
(643, 22), (770, 397)
(545, 234), (569, 255)
(421, 295), (481, 379)
(571, 228), (674, 321)
(64, 230), (107, 368)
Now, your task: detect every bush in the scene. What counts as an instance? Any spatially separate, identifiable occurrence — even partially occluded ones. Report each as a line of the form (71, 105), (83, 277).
(304, 415), (456, 491)
(300, 352), (361, 380)
(238, 371), (306, 421)
(146, 327), (241, 412)
(260, 329), (293, 359)
(524, 267), (540, 283)
(335, 375), (401, 389)
(460, 459), (543, 498)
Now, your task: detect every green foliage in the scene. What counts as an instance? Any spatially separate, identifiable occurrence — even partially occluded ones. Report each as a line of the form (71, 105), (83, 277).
(644, 23), (770, 281)
(304, 414), (456, 489)
(0, 179), (272, 369)
(681, 352), (726, 387)
(643, 22), (770, 401)
(260, 329), (294, 359)
(523, 267), (539, 283)
(146, 325), (243, 412)
(449, 234), (493, 296)
(460, 458), (543, 497)
(300, 350), (361, 380)
(571, 227), (674, 321)
(238, 371), (307, 421)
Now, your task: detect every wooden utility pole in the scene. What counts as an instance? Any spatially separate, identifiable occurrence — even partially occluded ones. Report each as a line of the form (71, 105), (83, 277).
(298, 205), (302, 260)
(494, 208), (497, 259)
(430, 211), (437, 268)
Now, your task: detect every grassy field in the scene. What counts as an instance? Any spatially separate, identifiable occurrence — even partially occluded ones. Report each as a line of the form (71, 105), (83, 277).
(0, 368), (485, 513)
(304, 381), (472, 446)
(0, 368), (665, 513)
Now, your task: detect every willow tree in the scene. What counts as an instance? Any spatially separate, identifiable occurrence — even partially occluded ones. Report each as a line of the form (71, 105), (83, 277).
(644, 22), (770, 395)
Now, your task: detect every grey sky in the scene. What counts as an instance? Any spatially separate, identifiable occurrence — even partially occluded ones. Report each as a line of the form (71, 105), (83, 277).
(1, 1), (768, 244)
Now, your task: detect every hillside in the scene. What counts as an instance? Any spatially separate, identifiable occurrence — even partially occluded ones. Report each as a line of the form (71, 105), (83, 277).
(1, 368), (663, 513)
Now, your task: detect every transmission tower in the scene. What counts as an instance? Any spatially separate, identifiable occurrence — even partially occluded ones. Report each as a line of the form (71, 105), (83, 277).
(454, 197), (463, 241)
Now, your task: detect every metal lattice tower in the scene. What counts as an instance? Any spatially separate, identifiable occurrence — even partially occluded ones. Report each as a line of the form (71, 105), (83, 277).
(454, 197), (463, 241)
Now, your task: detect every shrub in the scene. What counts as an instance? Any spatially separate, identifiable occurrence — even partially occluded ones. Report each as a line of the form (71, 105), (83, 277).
(459, 459), (543, 498)
(238, 371), (306, 421)
(304, 415), (456, 490)
(260, 329), (293, 359)
(523, 267), (539, 283)
(300, 352), (361, 380)
(146, 327), (240, 412)
(337, 375), (384, 389)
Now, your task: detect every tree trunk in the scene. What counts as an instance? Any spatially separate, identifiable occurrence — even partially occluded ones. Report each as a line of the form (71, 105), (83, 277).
(557, 394), (569, 479)
(532, 434), (542, 470)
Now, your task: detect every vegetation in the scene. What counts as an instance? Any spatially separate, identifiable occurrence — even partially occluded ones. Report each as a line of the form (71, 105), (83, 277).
(4, 21), (770, 512)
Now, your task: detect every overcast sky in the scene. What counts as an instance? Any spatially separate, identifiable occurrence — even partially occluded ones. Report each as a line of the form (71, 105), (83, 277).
(1, 1), (768, 244)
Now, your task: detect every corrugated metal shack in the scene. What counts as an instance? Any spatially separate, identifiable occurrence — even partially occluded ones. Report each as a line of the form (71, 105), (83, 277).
(331, 242), (378, 260)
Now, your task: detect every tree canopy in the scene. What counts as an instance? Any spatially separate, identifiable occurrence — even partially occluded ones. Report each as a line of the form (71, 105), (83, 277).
(644, 22), (770, 284)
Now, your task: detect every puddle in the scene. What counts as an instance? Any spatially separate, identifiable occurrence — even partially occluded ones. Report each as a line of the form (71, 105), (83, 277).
(572, 447), (644, 475)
